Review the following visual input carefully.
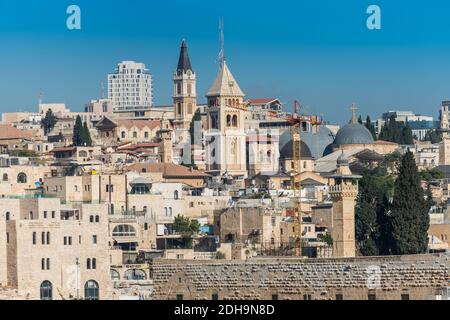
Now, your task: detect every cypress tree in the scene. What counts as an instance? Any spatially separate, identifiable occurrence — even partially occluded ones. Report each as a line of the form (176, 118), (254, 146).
(73, 115), (83, 146)
(389, 150), (430, 255)
(358, 115), (363, 124)
(41, 109), (57, 135)
(355, 172), (380, 256)
(82, 122), (92, 146)
(365, 115), (377, 140)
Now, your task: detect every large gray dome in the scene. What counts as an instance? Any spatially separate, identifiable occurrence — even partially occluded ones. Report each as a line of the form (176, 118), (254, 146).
(334, 123), (374, 146)
(280, 140), (313, 159)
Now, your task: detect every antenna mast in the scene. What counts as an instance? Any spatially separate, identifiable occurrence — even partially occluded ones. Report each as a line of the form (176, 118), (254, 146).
(219, 18), (225, 68)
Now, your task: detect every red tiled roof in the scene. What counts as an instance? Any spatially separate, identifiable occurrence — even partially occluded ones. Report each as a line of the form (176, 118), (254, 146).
(248, 98), (278, 105)
(116, 119), (161, 130)
(374, 140), (398, 145)
(0, 124), (35, 140)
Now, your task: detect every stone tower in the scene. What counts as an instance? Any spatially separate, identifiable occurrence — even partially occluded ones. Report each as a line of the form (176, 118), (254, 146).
(204, 60), (247, 181)
(439, 102), (450, 165)
(328, 152), (361, 258)
(158, 115), (173, 164)
(173, 39), (197, 130)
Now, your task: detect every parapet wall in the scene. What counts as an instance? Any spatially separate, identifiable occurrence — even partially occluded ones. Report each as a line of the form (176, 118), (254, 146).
(151, 254), (450, 300)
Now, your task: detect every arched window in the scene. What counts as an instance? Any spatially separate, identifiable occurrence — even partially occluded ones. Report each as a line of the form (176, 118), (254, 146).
(121, 131), (126, 139)
(5, 212), (10, 221)
(174, 190), (179, 200)
(226, 115), (231, 127)
(188, 103), (193, 114)
(40, 281), (52, 300)
(187, 83), (192, 95)
(111, 269), (120, 281)
(2, 173), (8, 182)
(133, 131), (137, 138)
(169, 208), (173, 216)
(124, 269), (146, 280)
(17, 172), (27, 184)
(92, 258), (97, 269)
(112, 225), (136, 237)
(177, 82), (182, 95)
(87, 258), (91, 269)
(177, 103), (182, 116)
(90, 215), (94, 223)
(232, 115), (238, 127)
(164, 207), (168, 216)
(95, 215), (100, 223)
(84, 280), (99, 300)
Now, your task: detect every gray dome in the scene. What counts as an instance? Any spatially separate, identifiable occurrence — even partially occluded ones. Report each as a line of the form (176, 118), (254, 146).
(280, 140), (313, 159)
(334, 123), (374, 146)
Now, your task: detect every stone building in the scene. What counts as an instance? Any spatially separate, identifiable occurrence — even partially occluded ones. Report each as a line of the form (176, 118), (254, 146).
(150, 254), (450, 300)
(205, 60), (248, 184)
(327, 152), (361, 258)
(0, 197), (111, 300)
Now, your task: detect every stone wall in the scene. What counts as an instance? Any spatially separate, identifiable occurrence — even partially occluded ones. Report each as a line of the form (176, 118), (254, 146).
(150, 254), (450, 300)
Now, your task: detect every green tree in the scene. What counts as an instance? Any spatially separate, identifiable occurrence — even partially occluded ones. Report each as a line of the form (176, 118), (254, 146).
(389, 150), (430, 255)
(419, 168), (444, 182)
(173, 215), (200, 235)
(82, 122), (92, 146)
(355, 170), (394, 256)
(379, 115), (413, 145)
(424, 129), (442, 144)
(41, 109), (57, 135)
(73, 115), (83, 146)
(358, 115), (363, 124)
(364, 115), (377, 140)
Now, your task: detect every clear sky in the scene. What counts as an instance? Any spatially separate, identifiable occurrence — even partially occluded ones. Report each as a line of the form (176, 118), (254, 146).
(1, 0), (450, 124)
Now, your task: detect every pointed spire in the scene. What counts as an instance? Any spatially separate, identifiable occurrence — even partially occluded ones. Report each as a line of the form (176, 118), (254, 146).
(206, 61), (245, 97)
(177, 39), (193, 73)
(350, 103), (358, 124)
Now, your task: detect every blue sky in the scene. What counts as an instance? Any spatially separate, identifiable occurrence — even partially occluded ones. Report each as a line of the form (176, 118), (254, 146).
(1, 0), (450, 124)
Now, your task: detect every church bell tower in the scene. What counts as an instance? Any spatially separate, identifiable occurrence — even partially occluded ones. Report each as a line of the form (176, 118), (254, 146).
(173, 39), (197, 130)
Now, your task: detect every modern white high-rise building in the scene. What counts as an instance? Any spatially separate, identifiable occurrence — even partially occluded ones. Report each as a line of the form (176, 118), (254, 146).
(107, 61), (153, 114)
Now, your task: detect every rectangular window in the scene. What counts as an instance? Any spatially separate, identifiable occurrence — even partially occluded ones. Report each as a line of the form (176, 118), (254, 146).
(272, 294), (279, 300)
(43, 211), (47, 219)
(368, 294), (376, 301)
(69, 237), (72, 245)
(176, 294), (183, 301)
(32, 232), (36, 245)
(401, 294), (409, 300)
(336, 294), (343, 300)
(212, 294), (219, 300)
(6, 232), (9, 244)
(92, 235), (97, 244)
(51, 211), (55, 219)
(303, 294), (312, 300)
(64, 236), (67, 245)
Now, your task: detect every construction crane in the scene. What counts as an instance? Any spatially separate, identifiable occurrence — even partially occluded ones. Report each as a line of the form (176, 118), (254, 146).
(287, 100), (303, 256)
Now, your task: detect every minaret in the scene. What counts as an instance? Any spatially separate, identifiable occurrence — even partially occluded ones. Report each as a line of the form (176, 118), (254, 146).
(439, 102), (450, 165)
(173, 39), (197, 130)
(328, 151), (361, 258)
(158, 114), (173, 164)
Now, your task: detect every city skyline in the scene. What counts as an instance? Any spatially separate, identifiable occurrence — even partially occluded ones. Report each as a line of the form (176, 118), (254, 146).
(2, 0), (450, 124)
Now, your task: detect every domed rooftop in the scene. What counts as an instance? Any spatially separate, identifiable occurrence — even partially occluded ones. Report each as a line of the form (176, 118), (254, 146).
(280, 140), (313, 159)
(334, 103), (374, 146)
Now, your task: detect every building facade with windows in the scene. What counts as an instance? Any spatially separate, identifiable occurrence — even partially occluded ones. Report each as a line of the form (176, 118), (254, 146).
(0, 197), (111, 300)
(108, 61), (153, 114)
